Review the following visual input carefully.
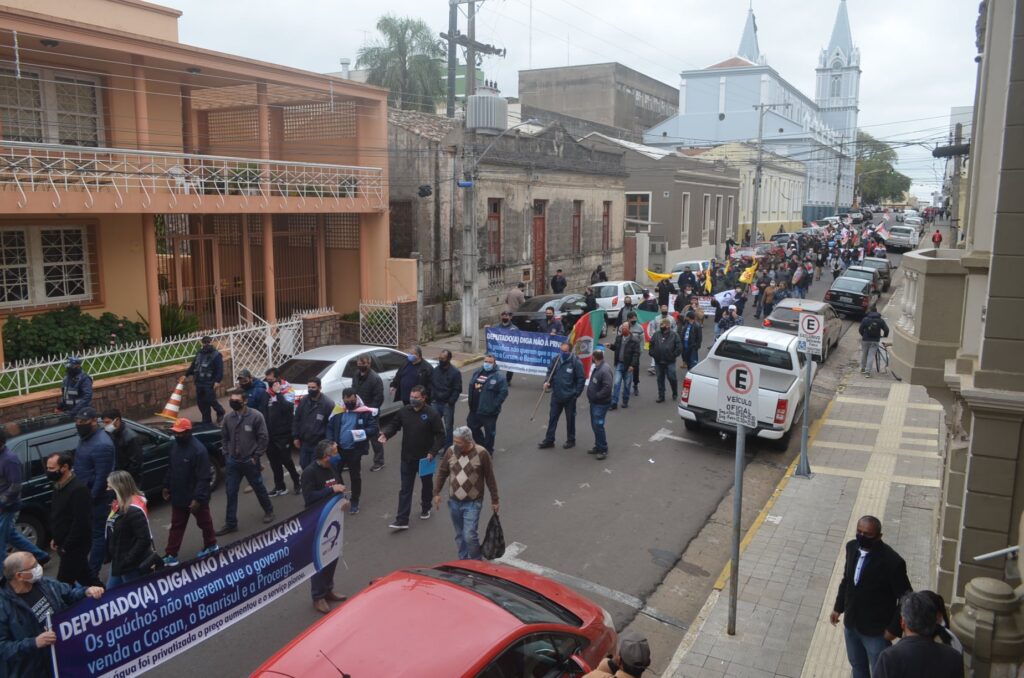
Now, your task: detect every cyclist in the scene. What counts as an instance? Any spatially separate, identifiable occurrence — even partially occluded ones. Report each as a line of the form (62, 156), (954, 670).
(859, 305), (890, 377)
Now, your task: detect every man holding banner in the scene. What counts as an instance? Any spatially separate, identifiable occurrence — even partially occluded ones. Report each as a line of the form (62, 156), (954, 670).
(300, 441), (349, 614)
(538, 342), (586, 450)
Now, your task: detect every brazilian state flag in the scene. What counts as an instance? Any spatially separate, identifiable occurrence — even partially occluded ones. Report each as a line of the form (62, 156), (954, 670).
(568, 310), (605, 378)
(634, 309), (679, 349)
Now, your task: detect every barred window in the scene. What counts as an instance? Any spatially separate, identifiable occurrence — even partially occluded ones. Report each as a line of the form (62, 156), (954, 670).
(0, 68), (103, 147)
(0, 226), (92, 308)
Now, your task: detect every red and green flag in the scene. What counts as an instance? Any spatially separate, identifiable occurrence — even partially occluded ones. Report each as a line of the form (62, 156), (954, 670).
(568, 310), (605, 377)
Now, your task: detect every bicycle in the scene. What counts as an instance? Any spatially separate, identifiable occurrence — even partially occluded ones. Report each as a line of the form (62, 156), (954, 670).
(873, 341), (902, 381)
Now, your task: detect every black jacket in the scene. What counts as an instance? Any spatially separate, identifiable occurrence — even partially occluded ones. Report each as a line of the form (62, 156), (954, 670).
(0, 577), (87, 677)
(859, 312), (890, 341)
(301, 460), (343, 508)
(680, 321), (703, 351)
(834, 539), (911, 637)
(291, 393), (335, 445)
(656, 279), (675, 306)
(266, 394), (294, 440)
(381, 404), (445, 462)
(611, 332), (641, 369)
(186, 347), (224, 385)
(586, 361), (613, 405)
(873, 635), (963, 678)
(638, 298), (658, 312)
(163, 436), (212, 507)
(430, 364), (463, 405)
(50, 476), (92, 554)
(390, 360), (434, 404)
(353, 369), (384, 409)
(550, 275), (567, 293)
(649, 329), (682, 363)
(105, 503), (153, 576)
(110, 425), (143, 485)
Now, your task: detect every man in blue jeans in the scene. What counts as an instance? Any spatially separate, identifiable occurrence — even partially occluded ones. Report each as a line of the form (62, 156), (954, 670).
(610, 323), (640, 410)
(0, 431), (49, 565)
(586, 349), (613, 461)
(538, 342), (586, 450)
(71, 407), (115, 576)
(430, 349), (462, 449)
(216, 391), (276, 535)
(466, 354), (509, 455)
(379, 386), (445, 530)
(433, 427), (499, 560)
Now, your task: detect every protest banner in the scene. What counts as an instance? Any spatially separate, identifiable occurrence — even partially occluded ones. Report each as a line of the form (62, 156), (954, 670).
(52, 496), (346, 678)
(485, 325), (567, 376)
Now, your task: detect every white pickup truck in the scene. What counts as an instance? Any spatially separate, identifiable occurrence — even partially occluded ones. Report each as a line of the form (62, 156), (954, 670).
(678, 326), (815, 449)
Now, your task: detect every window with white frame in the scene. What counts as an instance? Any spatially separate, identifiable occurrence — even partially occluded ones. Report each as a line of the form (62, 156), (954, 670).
(701, 194), (711, 246)
(0, 226), (92, 308)
(680, 192), (691, 247)
(0, 68), (104, 146)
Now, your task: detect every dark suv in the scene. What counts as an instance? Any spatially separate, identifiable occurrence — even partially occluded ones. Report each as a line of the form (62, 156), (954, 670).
(4, 415), (224, 548)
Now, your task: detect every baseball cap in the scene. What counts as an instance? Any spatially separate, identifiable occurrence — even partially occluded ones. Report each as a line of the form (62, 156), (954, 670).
(237, 369), (253, 379)
(170, 418), (193, 433)
(66, 356), (82, 367)
(75, 406), (98, 421)
(728, 304), (737, 311)
(200, 335), (213, 344)
(618, 630), (651, 670)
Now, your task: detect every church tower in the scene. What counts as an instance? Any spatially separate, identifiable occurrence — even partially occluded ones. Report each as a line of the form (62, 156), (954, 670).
(815, 0), (860, 143)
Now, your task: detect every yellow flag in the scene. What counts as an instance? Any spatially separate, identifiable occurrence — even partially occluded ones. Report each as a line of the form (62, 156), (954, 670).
(704, 271), (713, 293)
(724, 258), (732, 274)
(646, 269), (675, 283)
(739, 259), (759, 285)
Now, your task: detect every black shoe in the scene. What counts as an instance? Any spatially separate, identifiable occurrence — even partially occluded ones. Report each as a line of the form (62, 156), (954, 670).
(215, 525), (238, 536)
(656, 397), (665, 403)
(293, 481), (301, 495)
(370, 463), (385, 472)
(563, 440), (575, 449)
(672, 392), (678, 401)
(633, 385), (639, 396)
(596, 451), (607, 460)
(538, 441), (555, 449)
(609, 403), (618, 411)
(621, 403), (629, 409)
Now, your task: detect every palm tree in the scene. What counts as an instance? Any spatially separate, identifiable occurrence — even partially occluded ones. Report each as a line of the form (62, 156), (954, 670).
(357, 15), (445, 112)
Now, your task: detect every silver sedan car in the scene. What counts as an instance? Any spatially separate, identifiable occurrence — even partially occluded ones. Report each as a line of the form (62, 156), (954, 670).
(276, 345), (436, 417)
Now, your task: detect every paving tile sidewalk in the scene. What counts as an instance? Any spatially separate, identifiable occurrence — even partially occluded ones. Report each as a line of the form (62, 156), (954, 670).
(665, 371), (943, 678)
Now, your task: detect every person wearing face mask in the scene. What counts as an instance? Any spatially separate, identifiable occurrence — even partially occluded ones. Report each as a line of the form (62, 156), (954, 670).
(326, 388), (378, 515)
(648, 305), (677, 376)
(265, 367), (295, 404)
(352, 356), (386, 472)
(0, 431), (49, 567)
(466, 354), (509, 455)
(432, 427), (499, 560)
(216, 392), (275, 536)
(538, 342), (586, 450)
(300, 440), (349, 614)
(292, 377), (336, 470)
(161, 419), (217, 566)
(45, 452), (98, 587)
(103, 471), (156, 588)
(615, 296), (635, 327)
(264, 378), (301, 497)
(389, 346), (434, 406)
(182, 336), (224, 425)
(0, 551), (104, 676)
(830, 515), (911, 678)
(57, 357), (93, 417)
(610, 322), (640, 411)
(430, 350), (463, 449)
(541, 307), (564, 335)
(378, 386), (445, 530)
(236, 369), (269, 418)
(71, 407), (115, 578)
(648, 318), (681, 403)
(101, 408), (143, 485)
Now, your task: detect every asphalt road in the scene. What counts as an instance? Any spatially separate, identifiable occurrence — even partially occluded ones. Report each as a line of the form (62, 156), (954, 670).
(122, 232), (900, 677)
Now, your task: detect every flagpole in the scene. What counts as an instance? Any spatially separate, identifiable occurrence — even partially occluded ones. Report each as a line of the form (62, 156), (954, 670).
(530, 354), (562, 421)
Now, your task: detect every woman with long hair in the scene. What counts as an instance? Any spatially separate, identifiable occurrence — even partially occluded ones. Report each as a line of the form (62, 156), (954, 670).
(104, 470), (154, 588)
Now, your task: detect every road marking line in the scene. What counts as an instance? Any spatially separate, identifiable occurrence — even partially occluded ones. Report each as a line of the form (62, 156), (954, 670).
(823, 420), (936, 435)
(811, 441), (938, 459)
(836, 395), (941, 411)
(496, 542), (689, 631)
(811, 466), (940, 487)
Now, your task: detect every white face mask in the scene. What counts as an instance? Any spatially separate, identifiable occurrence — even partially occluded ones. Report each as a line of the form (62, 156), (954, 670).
(104, 423), (116, 434)
(24, 564), (43, 583)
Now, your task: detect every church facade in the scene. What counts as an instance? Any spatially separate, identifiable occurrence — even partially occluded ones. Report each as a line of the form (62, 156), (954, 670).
(644, 1), (860, 223)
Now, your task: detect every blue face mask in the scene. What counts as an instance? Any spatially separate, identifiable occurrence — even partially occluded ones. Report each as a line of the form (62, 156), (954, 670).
(562, 350), (572, 360)
(482, 362), (494, 372)
(407, 354), (416, 362)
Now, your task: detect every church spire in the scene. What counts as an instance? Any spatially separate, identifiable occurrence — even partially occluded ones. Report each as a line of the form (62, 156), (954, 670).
(737, 7), (760, 63)
(827, 0), (854, 58)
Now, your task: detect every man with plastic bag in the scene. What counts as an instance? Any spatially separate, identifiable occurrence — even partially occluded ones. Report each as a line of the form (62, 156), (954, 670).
(432, 426), (499, 560)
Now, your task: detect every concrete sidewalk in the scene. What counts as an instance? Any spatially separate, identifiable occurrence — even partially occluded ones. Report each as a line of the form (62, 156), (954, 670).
(663, 369), (943, 677)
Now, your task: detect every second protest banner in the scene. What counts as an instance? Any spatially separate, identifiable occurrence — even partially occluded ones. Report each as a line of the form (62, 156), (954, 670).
(486, 325), (567, 376)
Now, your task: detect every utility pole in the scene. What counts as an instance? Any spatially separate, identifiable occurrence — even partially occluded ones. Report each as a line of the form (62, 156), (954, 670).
(750, 103), (787, 246)
(950, 122), (963, 242)
(833, 139), (844, 215)
(445, 0), (458, 118)
(466, 1), (476, 98)
(461, 152), (476, 353)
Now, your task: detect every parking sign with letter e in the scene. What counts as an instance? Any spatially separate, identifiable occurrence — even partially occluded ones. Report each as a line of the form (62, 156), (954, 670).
(717, 360), (760, 428)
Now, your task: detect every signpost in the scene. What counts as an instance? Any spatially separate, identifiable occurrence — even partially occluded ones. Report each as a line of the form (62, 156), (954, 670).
(796, 313), (821, 478)
(718, 360), (760, 636)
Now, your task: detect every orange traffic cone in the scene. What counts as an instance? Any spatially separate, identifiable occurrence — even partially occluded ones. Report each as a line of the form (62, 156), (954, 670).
(155, 381), (185, 420)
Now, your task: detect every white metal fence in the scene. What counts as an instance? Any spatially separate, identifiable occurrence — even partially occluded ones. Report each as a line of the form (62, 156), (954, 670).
(358, 300), (399, 347)
(0, 313), (311, 399)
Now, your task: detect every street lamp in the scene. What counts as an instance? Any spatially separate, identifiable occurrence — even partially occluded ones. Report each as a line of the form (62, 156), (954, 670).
(461, 119), (540, 353)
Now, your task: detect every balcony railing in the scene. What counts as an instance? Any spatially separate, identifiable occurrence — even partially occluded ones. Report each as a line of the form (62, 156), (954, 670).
(891, 248), (969, 387)
(0, 141), (384, 213)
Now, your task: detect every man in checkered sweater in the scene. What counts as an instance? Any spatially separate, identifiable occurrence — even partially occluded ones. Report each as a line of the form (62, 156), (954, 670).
(432, 426), (500, 560)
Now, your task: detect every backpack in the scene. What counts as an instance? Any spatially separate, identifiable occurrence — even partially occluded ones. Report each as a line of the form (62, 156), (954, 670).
(864, 318), (882, 337)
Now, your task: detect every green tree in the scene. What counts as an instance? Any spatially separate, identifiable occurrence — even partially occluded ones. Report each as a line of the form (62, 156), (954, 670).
(855, 131), (911, 204)
(357, 15), (444, 112)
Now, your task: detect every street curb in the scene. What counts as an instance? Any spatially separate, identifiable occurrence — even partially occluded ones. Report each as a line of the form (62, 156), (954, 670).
(662, 589), (721, 677)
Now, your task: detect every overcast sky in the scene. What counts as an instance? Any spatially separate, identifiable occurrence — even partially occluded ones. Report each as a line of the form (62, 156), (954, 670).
(171, 0), (979, 200)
